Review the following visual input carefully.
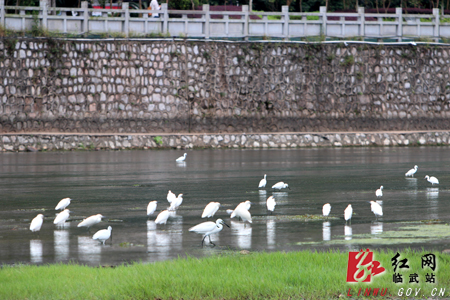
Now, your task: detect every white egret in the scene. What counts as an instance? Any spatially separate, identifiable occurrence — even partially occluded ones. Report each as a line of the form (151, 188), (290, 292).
(155, 210), (170, 224)
(202, 202), (221, 218)
(226, 209), (234, 215)
(189, 218), (230, 247)
(266, 196), (276, 214)
(77, 214), (104, 231)
(30, 214), (44, 233)
(53, 209), (70, 226)
(55, 198), (72, 210)
(369, 201), (383, 220)
(425, 175), (439, 185)
(92, 226), (112, 245)
(322, 203), (331, 218)
(167, 190), (176, 203)
(258, 174), (267, 188)
(231, 206), (252, 224)
(272, 182), (290, 190)
(405, 165), (418, 177)
(230, 200), (251, 218)
(344, 204), (352, 224)
(169, 194), (183, 211)
(176, 153), (187, 162)
(147, 201), (157, 216)
(375, 186), (383, 198)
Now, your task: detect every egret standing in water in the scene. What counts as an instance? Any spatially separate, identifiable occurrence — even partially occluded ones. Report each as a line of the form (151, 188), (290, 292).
(425, 175), (439, 185)
(189, 218), (230, 247)
(230, 201), (251, 218)
(405, 165), (418, 177)
(322, 203), (331, 218)
(369, 201), (383, 220)
(30, 214), (44, 233)
(272, 182), (290, 190)
(53, 209), (70, 226)
(169, 194), (183, 211)
(167, 190), (176, 204)
(258, 174), (267, 188)
(344, 204), (353, 224)
(155, 210), (170, 224)
(55, 198), (72, 210)
(93, 226), (112, 245)
(176, 153), (187, 162)
(202, 202), (221, 218)
(77, 214), (104, 232)
(266, 196), (276, 214)
(147, 201), (157, 216)
(375, 186), (383, 198)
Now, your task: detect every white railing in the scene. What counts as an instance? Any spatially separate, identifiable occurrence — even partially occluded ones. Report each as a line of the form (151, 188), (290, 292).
(1, 0), (449, 41)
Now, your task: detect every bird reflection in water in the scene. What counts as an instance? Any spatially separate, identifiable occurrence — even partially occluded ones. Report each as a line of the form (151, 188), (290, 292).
(258, 190), (267, 204)
(266, 219), (276, 249)
(54, 229), (70, 261)
(231, 220), (252, 249)
(30, 239), (43, 263)
(344, 225), (352, 241)
(78, 236), (101, 265)
(426, 187), (439, 200)
(322, 221), (331, 241)
(370, 222), (383, 235)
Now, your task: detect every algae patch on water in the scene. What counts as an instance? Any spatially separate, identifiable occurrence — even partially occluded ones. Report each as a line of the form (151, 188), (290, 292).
(297, 223), (450, 246)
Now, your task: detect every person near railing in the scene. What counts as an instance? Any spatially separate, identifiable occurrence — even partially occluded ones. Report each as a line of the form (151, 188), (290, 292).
(149, 0), (161, 18)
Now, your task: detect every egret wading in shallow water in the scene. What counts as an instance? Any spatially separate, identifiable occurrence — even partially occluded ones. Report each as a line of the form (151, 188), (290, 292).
(167, 190), (176, 204)
(155, 210), (170, 224)
(53, 209), (70, 226)
(405, 165), (418, 177)
(375, 186), (383, 198)
(425, 175), (439, 185)
(189, 218), (230, 247)
(344, 204), (352, 224)
(176, 153), (187, 162)
(230, 201), (251, 219)
(322, 203), (331, 218)
(231, 206), (252, 225)
(93, 226), (112, 245)
(30, 214), (44, 233)
(272, 182), (290, 190)
(202, 202), (221, 218)
(77, 214), (104, 232)
(369, 201), (383, 220)
(258, 174), (267, 188)
(169, 194), (183, 211)
(55, 198), (72, 210)
(266, 196), (276, 214)
(147, 201), (157, 216)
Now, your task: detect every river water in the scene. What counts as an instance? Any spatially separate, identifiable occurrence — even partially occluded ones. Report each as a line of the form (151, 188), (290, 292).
(0, 147), (449, 266)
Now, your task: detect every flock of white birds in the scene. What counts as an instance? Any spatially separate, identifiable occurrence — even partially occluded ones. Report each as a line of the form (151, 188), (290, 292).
(28, 157), (440, 248)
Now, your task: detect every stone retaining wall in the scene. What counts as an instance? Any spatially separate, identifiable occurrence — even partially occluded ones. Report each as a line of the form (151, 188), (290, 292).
(1, 38), (450, 134)
(2, 131), (449, 152)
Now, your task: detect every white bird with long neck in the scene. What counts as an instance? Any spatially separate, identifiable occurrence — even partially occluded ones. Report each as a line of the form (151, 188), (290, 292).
(169, 194), (183, 211)
(176, 153), (187, 162)
(370, 201), (383, 220)
(30, 214), (44, 232)
(344, 204), (352, 224)
(147, 201), (157, 216)
(375, 186), (383, 198)
(405, 165), (418, 177)
(266, 196), (276, 214)
(202, 202), (221, 218)
(55, 198), (72, 210)
(155, 210), (170, 224)
(272, 182), (290, 190)
(425, 175), (439, 185)
(322, 203), (331, 218)
(92, 226), (112, 245)
(189, 218), (230, 247)
(77, 214), (104, 231)
(258, 174), (267, 188)
(167, 190), (176, 204)
(53, 209), (70, 226)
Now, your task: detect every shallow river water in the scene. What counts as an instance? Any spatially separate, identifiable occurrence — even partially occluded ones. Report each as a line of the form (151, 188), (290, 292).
(1, 147), (449, 266)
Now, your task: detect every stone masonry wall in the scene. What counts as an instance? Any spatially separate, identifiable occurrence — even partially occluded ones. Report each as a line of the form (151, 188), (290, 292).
(0, 38), (450, 134)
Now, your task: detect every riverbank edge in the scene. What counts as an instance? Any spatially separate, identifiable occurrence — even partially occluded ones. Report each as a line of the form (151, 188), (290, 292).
(1, 130), (450, 152)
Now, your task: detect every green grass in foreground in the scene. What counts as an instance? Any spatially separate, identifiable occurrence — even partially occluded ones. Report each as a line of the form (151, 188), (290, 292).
(1, 250), (449, 299)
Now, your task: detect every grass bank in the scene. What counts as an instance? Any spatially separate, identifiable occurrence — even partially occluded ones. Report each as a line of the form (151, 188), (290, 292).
(1, 249), (449, 299)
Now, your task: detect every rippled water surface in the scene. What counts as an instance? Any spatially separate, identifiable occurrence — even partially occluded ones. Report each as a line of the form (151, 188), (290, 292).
(1, 147), (449, 266)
